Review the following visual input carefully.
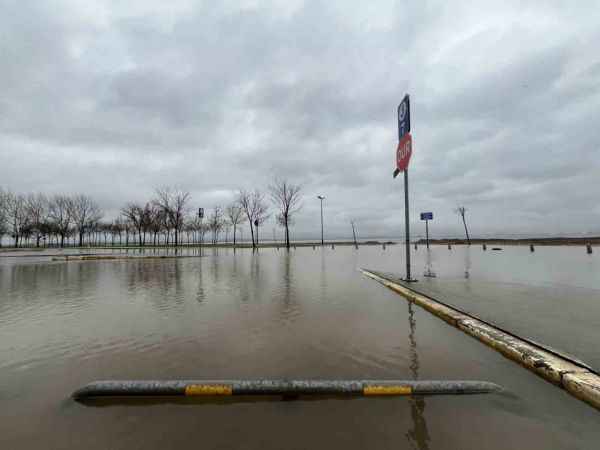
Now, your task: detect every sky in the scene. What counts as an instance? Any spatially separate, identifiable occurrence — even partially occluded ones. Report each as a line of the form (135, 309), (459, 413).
(1, 0), (599, 240)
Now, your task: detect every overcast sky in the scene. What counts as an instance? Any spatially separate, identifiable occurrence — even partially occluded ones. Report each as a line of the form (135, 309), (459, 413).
(1, 0), (599, 239)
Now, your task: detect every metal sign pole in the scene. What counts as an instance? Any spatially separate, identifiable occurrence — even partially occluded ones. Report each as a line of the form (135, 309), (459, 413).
(396, 93), (414, 282)
(404, 169), (411, 281)
(425, 219), (429, 249)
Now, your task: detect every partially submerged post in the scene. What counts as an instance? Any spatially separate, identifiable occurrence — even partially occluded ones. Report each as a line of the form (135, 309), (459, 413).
(482, 243), (487, 251)
(448, 243), (451, 250)
(587, 243), (593, 254)
(420, 212), (433, 249)
(530, 244), (535, 252)
(351, 221), (358, 249)
(317, 195), (325, 246)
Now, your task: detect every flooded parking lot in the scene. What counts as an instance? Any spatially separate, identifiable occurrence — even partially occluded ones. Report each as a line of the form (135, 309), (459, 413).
(1, 245), (599, 449)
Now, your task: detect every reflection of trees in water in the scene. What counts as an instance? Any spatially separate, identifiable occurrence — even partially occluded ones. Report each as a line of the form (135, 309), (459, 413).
(211, 249), (221, 285)
(281, 251), (292, 305)
(125, 260), (185, 310)
(195, 259), (205, 303)
(3, 262), (95, 310)
(406, 302), (431, 450)
(275, 250), (302, 325)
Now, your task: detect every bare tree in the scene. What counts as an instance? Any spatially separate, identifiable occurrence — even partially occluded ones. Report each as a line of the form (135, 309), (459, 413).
(147, 205), (164, 246)
(48, 195), (73, 248)
(3, 191), (29, 247)
(455, 206), (471, 245)
(69, 195), (102, 247)
(225, 203), (243, 246)
(0, 188), (9, 247)
(25, 193), (48, 247)
(153, 186), (190, 247)
(111, 217), (125, 246)
(238, 189), (269, 249)
(269, 178), (302, 249)
(208, 206), (224, 244)
(199, 222), (209, 246)
(121, 203), (145, 246)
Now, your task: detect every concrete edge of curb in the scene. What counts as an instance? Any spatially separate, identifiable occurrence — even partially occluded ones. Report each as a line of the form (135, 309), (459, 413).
(361, 268), (600, 411)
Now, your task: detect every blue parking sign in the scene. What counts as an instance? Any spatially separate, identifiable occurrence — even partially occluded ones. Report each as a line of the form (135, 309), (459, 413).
(398, 94), (410, 140)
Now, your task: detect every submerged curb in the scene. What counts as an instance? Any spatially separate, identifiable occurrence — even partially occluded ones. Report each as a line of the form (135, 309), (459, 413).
(51, 255), (195, 262)
(361, 269), (600, 411)
(72, 379), (502, 400)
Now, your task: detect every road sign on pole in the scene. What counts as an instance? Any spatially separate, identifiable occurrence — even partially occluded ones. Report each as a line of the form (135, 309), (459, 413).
(394, 94), (415, 282)
(398, 94), (410, 140)
(396, 133), (412, 172)
(420, 212), (433, 249)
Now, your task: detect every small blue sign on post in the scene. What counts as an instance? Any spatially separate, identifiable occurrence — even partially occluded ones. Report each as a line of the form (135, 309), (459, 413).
(398, 94), (411, 140)
(420, 212), (433, 249)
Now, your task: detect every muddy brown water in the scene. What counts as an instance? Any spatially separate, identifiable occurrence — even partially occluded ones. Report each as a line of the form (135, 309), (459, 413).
(1, 245), (599, 449)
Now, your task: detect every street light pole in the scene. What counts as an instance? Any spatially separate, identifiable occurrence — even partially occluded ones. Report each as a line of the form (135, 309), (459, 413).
(317, 195), (325, 246)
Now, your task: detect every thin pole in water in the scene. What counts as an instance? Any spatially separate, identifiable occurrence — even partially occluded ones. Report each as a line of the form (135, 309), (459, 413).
(404, 169), (411, 281)
(318, 196), (325, 246)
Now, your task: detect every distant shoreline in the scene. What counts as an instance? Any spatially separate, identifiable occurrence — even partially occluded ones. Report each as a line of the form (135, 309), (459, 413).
(416, 237), (599, 246)
(0, 237), (597, 252)
(0, 241), (396, 253)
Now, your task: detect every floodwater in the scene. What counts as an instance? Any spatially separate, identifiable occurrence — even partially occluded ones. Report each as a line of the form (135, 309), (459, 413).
(1, 245), (599, 449)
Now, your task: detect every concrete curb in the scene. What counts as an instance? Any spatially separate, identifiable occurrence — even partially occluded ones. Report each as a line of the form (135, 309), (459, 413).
(361, 269), (600, 411)
(72, 379), (502, 400)
(51, 255), (196, 262)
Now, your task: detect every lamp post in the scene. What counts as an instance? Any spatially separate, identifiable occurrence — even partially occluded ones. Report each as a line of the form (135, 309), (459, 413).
(317, 195), (325, 246)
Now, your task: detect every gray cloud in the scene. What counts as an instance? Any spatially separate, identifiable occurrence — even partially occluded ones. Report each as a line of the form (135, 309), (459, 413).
(1, 0), (599, 239)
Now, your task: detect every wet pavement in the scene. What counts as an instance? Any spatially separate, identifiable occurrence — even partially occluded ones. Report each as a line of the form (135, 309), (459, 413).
(1, 245), (599, 449)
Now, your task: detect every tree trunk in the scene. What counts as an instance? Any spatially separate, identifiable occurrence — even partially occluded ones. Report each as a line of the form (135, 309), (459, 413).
(249, 222), (255, 248)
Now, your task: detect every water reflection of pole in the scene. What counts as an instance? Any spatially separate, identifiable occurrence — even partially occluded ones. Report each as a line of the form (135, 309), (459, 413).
(423, 248), (435, 278)
(464, 245), (471, 279)
(406, 302), (431, 450)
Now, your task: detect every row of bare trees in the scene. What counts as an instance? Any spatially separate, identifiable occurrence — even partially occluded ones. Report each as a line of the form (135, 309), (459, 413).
(236, 178), (302, 249)
(0, 180), (303, 249)
(0, 189), (102, 248)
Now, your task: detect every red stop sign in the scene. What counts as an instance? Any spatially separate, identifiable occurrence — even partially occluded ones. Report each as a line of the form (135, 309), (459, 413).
(396, 132), (412, 171)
